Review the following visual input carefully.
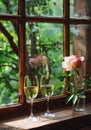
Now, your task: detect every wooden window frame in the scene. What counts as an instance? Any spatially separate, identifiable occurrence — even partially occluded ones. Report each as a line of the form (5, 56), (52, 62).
(0, 0), (91, 121)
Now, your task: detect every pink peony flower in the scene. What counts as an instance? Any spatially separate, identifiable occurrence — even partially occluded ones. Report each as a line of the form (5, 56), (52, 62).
(62, 55), (85, 71)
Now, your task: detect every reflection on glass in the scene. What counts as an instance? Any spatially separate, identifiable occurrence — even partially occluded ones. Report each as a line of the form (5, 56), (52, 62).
(70, 24), (88, 37)
(25, 0), (63, 17)
(70, 24), (91, 61)
(70, 0), (91, 19)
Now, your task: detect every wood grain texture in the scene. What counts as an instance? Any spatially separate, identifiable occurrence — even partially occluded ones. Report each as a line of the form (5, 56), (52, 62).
(0, 103), (91, 130)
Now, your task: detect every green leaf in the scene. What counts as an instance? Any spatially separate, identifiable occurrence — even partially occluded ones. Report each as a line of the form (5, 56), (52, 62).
(66, 94), (74, 104)
(79, 95), (86, 99)
(73, 95), (78, 105)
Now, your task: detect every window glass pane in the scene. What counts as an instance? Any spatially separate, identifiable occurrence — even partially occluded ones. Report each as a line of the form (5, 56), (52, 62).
(70, 24), (91, 61)
(25, 0), (63, 17)
(70, 24), (87, 55)
(70, 24), (91, 76)
(0, 1), (18, 15)
(26, 22), (64, 97)
(70, 0), (91, 19)
(0, 21), (19, 105)
(70, 0), (74, 18)
(70, 24), (74, 55)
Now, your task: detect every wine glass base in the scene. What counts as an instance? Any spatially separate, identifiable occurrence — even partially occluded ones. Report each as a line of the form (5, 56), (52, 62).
(44, 112), (55, 118)
(27, 116), (37, 121)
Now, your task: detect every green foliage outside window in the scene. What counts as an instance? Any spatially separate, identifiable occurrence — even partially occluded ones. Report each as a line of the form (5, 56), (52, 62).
(0, 0), (74, 105)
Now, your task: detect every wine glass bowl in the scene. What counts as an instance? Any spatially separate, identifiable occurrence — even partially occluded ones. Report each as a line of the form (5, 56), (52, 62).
(24, 86), (38, 102)
(41, 84), (54, 98)
(24, 75), (39, 121)
(40, 75), (55, 118)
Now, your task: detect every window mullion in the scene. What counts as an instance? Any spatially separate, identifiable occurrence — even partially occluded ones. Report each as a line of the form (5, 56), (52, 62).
(18, 0), (26, 103)
(63, 0), (70, 18)
(63, 0), (70, 56)
(63, 0), (70, 94)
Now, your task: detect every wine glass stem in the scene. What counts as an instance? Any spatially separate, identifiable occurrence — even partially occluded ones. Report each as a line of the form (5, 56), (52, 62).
(30, 99), (34, 117)
(46, 96), (50, 114)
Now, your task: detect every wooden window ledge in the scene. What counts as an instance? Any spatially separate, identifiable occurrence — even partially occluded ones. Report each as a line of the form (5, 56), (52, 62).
(0, 103), (91, 130)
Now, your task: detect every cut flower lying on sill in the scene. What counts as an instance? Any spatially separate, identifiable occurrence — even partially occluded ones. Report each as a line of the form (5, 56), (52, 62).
(61, 55), (91, 107)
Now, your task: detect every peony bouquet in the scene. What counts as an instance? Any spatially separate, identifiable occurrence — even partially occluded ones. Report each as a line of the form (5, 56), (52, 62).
(62, 55), (91, 105)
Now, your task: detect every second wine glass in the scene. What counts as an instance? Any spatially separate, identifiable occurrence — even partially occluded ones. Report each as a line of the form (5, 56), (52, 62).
(40, 74), (55, 118)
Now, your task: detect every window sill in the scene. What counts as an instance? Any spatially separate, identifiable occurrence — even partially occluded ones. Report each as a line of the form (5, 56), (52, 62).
(0, 90), (91, 121)
(0, 103), (91, 130)
(0, 95), (68, 121)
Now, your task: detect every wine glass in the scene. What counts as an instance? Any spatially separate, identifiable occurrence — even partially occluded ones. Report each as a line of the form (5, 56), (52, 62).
(24, 75), (39, 121)
(40, 74), (55, 118)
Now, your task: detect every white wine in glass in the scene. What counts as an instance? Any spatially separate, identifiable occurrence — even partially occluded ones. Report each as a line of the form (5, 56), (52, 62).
(24, 75), (39, 121)
(41, 75), (55, 118)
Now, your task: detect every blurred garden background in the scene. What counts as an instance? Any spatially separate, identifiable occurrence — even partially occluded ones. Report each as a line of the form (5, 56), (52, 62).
(0, 0), (74, 105)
